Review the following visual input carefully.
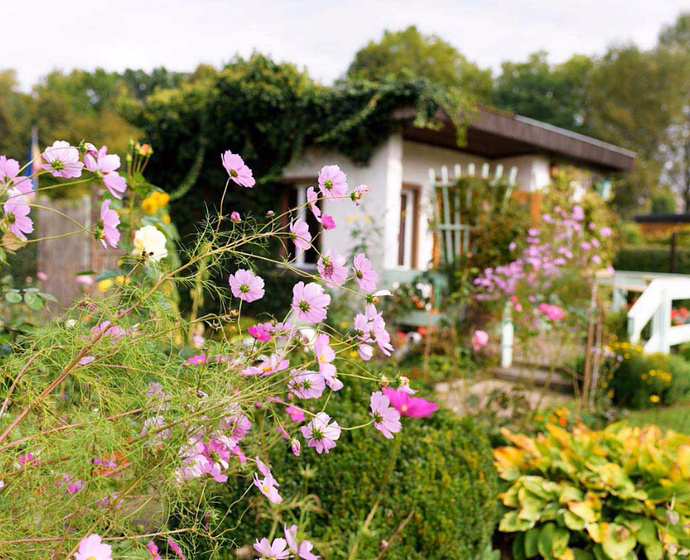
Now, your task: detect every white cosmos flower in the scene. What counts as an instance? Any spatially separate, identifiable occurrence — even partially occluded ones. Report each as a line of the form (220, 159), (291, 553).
(132, 225), (168, 262)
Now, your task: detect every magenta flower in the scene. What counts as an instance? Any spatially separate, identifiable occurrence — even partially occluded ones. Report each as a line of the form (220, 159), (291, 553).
(84, 145), (127, 198)
(41, 141), (84, 179)
(351, 184), (369, 206)
(353, 253), (377, 292)
(382, 387), (438, 418)
(230, 211), (241, 223)
(290, 220), (312, 251)
(221, 150), (255, 188)
(317, 249), (348, 286)
(168, 539), (187, 560)
(600, 226), (612, 237)
(289, 370), (326, 399)
(313, 333), (342, 391)
(248, 323), (272, 341)
(146, 541), (162, 559)
(300, 412), (341, 454)
(3, 191), (33, 240)
(253, 457), (282, 504)
(74, 534), (112, 560)
(18, 452), (37, 466)
(96, 200), (120, 249)
(291, 282), (331, 323)
(321, 214), (336, 230)
(284, 524), (320, 560)
(286, 405), (305, 422)
(241, 354), (289, 376)
(229, 269), (265, 302)
(253, 537), (290, 559)
(318, 164), (348, 198)
(186, 354), (208, 366)
(306, 186), (321, 220)
(471, 330), (489, 351)
(370, 391), (402, 439)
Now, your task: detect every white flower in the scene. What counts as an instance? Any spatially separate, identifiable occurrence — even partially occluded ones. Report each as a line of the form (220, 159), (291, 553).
(132, 225), (168, 262)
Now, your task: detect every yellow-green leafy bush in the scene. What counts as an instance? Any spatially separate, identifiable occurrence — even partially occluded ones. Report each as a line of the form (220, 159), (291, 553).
(495, 423), (690, 560)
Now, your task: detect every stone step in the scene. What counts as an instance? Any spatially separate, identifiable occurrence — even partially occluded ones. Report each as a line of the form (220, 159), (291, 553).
(490, 365), (574, 393)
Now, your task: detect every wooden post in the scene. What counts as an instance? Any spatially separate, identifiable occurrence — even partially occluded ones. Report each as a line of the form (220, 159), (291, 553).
(529, 191), (542, 226)
(670, 232), (678, 273)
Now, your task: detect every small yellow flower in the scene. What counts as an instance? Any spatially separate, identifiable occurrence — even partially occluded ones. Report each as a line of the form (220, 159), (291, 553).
(162, 214), (171, 224)
(340, 321), (349, 329)
(141, 197), (158, 214)
(97, 279), (114, 292)
(115, 275), (130, 286)
(151, 191), (170, 207)
(650, 395), (660, 403)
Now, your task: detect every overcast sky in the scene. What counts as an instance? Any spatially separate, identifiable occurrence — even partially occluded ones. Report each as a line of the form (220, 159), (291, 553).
(2, 0), (688, 90)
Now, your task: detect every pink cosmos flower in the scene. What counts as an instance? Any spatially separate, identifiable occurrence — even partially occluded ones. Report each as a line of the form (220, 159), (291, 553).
(317, 249), (348, 286)
(306, 186), (321, 220)
(198, 438), (230, 483)
(354, 307), (393, 359)
(300, 412), (341, 454)
(221, 150), (255, 188)
(291, 438), (301, 456)
(538, 303), (565, 321)
(471, 330), (489, 351)
(291, 282), (331, 323)
(0, 155), (32, 194)
(290, 220), (312, 251)
(370, 391), (402, 439)
(382, 387), (438, 418)
(186, 354), (208, 366)
(168, 539), (187, 560)
(230, 211), (241, 223)
(286, 405), (305, 422)
(146, 541), (162, 559)
(321, 214), (336, 230)
(318, 165), (348, 198)
(37, 271), (48, 281)
(284, 525), (320, 560)
(351, 184), (369, 206)
(18, 452), (38, 466)
(600, 226), (612, 237)
(241, 354), (289, 376)
(84, 145), (127, 198)
(313, 333), (342, 391)
(97, 200), (120, 249)
(253, 537), (290, 559)
(248, 323), (272, 341)
(353, 253), (377, 292)
(74, 534), (112, 560)
(4, 191), (33, 240)
(289, 370), (326, 399)
(253, 457), (282, 504)
(42, 141), (84, 179)
(229, 269), (265, 302)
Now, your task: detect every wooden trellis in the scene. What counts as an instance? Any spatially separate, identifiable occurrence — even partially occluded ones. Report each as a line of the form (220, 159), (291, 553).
(428, 162), (518, 264)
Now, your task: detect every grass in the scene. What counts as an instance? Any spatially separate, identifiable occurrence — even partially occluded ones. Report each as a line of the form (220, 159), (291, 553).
(625, 403), (690, 434)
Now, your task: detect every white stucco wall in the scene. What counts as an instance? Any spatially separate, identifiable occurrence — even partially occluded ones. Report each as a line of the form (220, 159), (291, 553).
(494, 154), (551, 192)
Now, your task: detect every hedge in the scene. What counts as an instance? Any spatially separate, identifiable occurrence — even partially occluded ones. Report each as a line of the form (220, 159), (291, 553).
(614, 244), (690, 274)
(214, 382), (498, 560)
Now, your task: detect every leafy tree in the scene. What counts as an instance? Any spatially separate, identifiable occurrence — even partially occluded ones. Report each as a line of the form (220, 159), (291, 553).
(657, 13), (690, 211)
(345, 26), (493, 100)
(491, 51), (593, 132)
(0, 70), (33, 160)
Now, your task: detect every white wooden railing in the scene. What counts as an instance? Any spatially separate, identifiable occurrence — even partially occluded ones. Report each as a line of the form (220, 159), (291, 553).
(627, 278), (690, 353)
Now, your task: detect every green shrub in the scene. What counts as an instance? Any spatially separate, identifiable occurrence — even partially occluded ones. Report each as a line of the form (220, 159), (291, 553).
(614, 244), (690, 274)
(651, 191), (677, 214)
(619, 222), (645, 245)
(605, 342), (690, 408)
(217, 382), (498, 560)
(495, 422), (690, 560)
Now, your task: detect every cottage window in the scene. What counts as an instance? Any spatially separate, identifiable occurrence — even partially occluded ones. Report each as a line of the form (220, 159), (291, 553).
(285, 184), (320, 267)
(398, 185), (419, 269)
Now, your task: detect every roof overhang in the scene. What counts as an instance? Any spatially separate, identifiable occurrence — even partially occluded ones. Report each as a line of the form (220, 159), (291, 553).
(397, 105), (636, 172)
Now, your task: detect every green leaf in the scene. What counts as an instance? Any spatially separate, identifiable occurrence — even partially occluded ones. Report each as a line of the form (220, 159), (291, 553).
(524, 527), (540, 558)
(500, 510), (534, 532)
(38, 292), (58, 303)
(602, 523), (636, 559)
(643, 541), (663, 560)
(23, 292), (43, 310)
(512, 533), (527, 560)
(5, 291), (22, 303)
